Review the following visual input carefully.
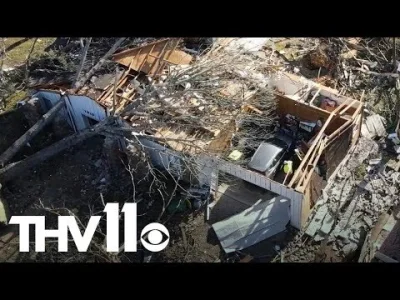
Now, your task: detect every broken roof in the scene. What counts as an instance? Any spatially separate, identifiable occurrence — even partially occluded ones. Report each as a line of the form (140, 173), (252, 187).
(112, 38), (193, 75)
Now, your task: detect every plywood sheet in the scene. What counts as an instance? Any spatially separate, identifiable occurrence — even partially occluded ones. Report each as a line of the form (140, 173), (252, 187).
(113, 39), (192, 75)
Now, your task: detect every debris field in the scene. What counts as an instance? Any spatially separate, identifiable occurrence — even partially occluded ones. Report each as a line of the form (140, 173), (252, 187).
(1, 37), (400, 263)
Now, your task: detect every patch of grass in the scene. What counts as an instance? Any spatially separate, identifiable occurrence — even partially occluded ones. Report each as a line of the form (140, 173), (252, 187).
(354, 163), (367, 181)
(4, 90), (28, 111)
(2, 38), (56, 68)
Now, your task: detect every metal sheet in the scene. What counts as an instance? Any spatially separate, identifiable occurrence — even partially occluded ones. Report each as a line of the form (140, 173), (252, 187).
(34, 91), (107, 132)
(212, 196), (290, 253)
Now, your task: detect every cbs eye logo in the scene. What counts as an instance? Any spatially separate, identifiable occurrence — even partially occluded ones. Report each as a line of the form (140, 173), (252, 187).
(141, 223), (170, 252)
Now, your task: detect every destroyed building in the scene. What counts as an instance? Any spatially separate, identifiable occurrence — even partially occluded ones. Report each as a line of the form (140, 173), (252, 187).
(0, 37), (398, 263)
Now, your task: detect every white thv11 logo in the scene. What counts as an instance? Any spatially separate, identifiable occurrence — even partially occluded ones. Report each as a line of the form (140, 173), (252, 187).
(9, 203), (170, 253)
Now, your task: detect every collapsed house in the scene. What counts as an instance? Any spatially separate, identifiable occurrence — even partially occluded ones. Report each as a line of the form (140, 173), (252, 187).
(0, 38), (366, 259)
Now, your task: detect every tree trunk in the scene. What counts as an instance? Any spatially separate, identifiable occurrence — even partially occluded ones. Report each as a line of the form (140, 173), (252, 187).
(0, 118), (111, 183)
(0, 97), (66, 167)
(73, 37), (92, 88)
(73, 38), (125, 91)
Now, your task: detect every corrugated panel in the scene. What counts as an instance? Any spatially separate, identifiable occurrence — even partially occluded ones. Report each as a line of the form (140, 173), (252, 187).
(34, 91), (71, 128)
(68, 95), (107, 131)
(216, 160), (303, 201)
(271, 181), (281, 195)
(34, 91), (107, 132)
(290, 194), (303, 229)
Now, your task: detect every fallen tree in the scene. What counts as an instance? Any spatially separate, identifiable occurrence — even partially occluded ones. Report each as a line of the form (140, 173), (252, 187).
(0, 117), (113, 183)
(0, 97), (66, 167)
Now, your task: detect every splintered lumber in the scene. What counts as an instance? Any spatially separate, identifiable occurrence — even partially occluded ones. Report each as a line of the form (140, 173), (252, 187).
(73, 38), (125, 91)
(0, 97), (66, 168)
(288, 98), (353, 188)
(0, 118), (110, 183)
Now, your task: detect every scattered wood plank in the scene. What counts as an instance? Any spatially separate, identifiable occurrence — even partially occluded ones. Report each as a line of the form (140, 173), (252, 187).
(288, 98), (353, 188)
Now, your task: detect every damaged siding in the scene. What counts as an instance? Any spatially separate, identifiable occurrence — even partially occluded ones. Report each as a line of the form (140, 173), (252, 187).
(33, 90), (108, 132)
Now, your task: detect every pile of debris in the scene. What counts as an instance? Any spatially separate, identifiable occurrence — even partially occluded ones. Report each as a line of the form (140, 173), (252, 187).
(2, 37), (400, 263)
(281, 126), (400, 262)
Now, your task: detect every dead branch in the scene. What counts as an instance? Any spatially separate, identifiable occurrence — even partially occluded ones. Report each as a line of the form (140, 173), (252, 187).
(0, 96), (66, 167)
(73, 37), (92, 88)
(25, 38), (38, 86)
(73, 37), (125, 91)
(112, 67), (120, 115)
(351, 67), (399, 78)
(34, 198), (118, 262)
(0, 117), (113, 182)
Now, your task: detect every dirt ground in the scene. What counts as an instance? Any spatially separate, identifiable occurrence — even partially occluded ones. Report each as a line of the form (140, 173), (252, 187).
(0, 136), (108, 262)
(3, 37), (397, 263)
(156, 210), (297, 263)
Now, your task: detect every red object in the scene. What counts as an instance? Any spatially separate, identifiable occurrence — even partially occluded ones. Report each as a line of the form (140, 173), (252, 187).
(320, 98), (336, 112)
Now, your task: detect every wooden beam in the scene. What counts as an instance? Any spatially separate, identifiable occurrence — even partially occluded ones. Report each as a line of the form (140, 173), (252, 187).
(149, 39), (170, 76)
(301, 181), (312, 226)
(297, 138), (326, 192)
(327, 107), (361, 142)
(153, 39), (180, 76)
(288, 98), (353, 187)
(101, 76), (130, 105)
(309, 88), (321, 106)
(326, 120), (355, 148)
(98, 72), (129, 102)
(137, 43), (157, 74)
(328, 93), (364, 141)
(339, 100), (358, 116)
(73, 37), (92, 88)
(296, 137), (326, 189)
(352, 91), (365, 147)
